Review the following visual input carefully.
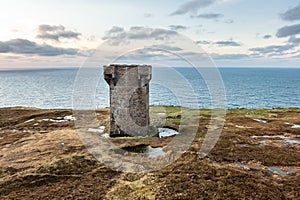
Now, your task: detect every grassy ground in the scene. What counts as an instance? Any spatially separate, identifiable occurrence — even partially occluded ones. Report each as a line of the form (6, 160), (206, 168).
(0, 106), (299, 199)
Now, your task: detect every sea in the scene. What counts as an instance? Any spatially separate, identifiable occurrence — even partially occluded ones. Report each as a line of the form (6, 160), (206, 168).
(0, 67), (299, 109)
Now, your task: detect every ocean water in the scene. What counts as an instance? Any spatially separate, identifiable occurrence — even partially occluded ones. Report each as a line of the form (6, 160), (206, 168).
(0, 67), (299, 109)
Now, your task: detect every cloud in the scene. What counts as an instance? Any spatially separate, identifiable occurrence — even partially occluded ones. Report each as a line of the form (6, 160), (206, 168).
(215, 40), (241, 46)
(224, 19), (234, 24)
(107, 26), (125, 33)
(113, 48), (174, 61)
(196, 40), (211, 45)
(102, 26), (178, 45)
(180, 51), (208, 58)
(101, 49), (254, 65)
(169, 25), (188, 31)
(144, 13), (153, 18)
(146, 44), (183, 51)
(263, 35), (272, 39)
(249, 44), (295, 54)
(288, 36), (300, 45)
(108, 48), (209, 63)
(0, 39), (82, 56)
(37, 24), (81, 42)
(276, 23), (300, 37)
(211, 53), (249, 60)
(291, 53), (300, 58)
(108, 45), (183, 61)
(194, 13), (224, 19)
(170, 0), (217, 16)
(280, 3), (300, 21)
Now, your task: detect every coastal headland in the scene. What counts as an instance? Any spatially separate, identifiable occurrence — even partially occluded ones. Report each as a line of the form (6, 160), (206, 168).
(0, 106), (299, 199)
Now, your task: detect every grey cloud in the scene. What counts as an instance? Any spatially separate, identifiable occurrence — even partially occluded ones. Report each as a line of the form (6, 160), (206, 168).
(122, 53), (162, 60)
(108, 26), (125, 33)
(102, 26), (178, 45)
(169, 25), (187, 31)
(170, 0), (217, 16)
(0, 39), (82, 56)
(115, 48), (172, 61)
(194, 13), (224, 19)
(211, 53), (249, 60)
(144, 13), (153, 18)
(291, 53), (300, 58)
(288, 36), (300, 44)
(37, 24), (81, 41)
(146, 44), (183, 51)
(113, 48), (250, 62)
(4, 55), (21, 59)
(224, 19), (234, 24)
(114, 48), (207, 62)
(38, 24), (61, 32)
(196, 40), (211, 45)
(249, 44), (295, 54)
(266, 52), (291, 57)
(280, 3), (300, 21)
(180, 51), (207, 58)
(276, 23), (300, 37)
(263, 35), (272, 39)
(215, 40), (241, 46)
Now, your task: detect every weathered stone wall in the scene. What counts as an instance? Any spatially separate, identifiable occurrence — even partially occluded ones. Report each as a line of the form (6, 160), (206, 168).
(104, 64), (152, 137)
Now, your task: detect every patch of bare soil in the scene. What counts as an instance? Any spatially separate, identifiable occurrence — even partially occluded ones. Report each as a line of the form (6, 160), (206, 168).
(0, 107), (299, 199)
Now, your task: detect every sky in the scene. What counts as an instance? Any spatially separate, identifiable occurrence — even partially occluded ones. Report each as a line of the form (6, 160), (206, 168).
(0, 0), (300, 69)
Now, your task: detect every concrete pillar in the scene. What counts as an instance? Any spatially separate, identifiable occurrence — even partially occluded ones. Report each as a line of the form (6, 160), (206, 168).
(104, 64), (152, 137)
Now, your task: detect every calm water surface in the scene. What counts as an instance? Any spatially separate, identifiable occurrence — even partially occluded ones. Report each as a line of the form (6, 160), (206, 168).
(0, 67), (299, 109)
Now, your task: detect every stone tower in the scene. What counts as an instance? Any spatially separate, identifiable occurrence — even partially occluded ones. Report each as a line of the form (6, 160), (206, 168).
(104, 64), (152, 137)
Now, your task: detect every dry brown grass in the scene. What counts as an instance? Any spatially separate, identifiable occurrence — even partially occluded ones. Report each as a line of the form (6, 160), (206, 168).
(0, 107), (299, 199)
